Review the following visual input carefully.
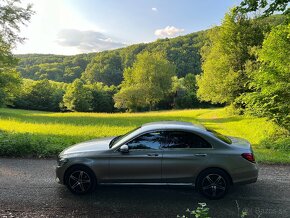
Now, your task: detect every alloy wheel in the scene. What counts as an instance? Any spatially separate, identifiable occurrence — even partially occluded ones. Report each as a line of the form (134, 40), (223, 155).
(201, 173), (226, 198)
(68, 170), (92, 193)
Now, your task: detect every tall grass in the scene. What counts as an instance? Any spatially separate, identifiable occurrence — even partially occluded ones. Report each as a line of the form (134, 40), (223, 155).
(0, 107), (289, 163)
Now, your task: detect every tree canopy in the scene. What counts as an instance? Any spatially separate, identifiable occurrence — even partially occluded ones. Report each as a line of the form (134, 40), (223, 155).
(196, 9), (264, 104)
(114, 51), (176, 111)
(237, 0), (289, 16)
(0, 0), (34, 106)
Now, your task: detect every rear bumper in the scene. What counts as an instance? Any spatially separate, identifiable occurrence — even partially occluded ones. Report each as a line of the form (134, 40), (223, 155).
(231, 163), (259, 185)
(234, 176), (257, 185)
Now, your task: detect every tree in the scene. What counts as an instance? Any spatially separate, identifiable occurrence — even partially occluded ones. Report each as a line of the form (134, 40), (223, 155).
(0, 0), (34, 106)
(0, 68), (21, 106)
(237, 0), (289, 16)
(114, 51), (176, 111)
(62, 79), (92, 112)
(87, 82), (117, 112)
(196, 9), (264, 104)
(170, 74), (201, 109)
(82, 52), (123, 86)
(13, 79), (65, 111)
(240, 24), (290, 129)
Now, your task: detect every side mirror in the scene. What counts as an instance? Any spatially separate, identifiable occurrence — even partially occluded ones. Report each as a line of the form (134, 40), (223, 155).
(119, 144), (129, 153)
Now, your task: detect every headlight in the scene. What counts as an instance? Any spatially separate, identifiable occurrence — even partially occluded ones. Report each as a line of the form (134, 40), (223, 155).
(57, 157), (68, 166)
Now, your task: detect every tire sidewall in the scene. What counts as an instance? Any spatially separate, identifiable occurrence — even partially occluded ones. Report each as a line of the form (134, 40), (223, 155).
(197, 168), (230, 200)
(65, 165), (96, 195)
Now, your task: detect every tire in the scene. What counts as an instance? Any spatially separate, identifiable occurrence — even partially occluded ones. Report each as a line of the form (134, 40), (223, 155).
(196, 168), (230, 200)
(65, 165), (96, 195)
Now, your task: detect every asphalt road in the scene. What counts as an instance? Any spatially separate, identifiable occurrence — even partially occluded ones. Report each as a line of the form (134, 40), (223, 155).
(0, 158), (289, 218)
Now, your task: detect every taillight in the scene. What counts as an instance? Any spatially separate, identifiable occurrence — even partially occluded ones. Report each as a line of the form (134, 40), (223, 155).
(242, 153), (255, 163)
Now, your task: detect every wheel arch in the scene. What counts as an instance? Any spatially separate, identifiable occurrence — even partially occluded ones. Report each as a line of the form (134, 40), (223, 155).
(63, 164), (97, 185)
(195, 167), (233, 186)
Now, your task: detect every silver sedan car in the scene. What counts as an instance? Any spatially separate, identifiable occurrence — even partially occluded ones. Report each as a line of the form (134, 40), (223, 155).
(56, 121), (258, 199)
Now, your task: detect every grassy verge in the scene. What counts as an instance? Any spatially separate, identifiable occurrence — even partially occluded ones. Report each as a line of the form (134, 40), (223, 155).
(0, 107), (289, 163)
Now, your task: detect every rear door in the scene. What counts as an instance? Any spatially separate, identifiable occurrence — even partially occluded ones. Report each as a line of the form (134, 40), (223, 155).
(161, 131), (212, 183)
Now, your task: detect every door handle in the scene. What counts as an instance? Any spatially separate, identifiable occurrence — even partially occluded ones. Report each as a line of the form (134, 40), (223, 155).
(147, 153), (159, 157)
(194, 153), (207, 157)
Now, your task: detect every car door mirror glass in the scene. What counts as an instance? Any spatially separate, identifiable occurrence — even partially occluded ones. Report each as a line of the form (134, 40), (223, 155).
(119, 144), (129, 153)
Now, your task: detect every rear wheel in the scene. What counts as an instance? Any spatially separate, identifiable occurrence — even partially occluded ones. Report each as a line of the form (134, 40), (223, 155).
(196, 169), (230, 200)
(65, 166), (96, 194)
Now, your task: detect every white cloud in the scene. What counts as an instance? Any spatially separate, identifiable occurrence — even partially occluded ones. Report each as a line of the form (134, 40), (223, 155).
(56, 29), (126, 53)
(154, 26), (184, 38)
(14, 0), (108, 55)
(152, 7), (158, 12)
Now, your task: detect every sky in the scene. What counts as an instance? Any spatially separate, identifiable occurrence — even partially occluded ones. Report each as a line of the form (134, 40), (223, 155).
(14, 0), (242, 55)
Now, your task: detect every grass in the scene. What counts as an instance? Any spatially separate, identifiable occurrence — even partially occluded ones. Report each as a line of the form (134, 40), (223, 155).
(0, 107), (289, 163)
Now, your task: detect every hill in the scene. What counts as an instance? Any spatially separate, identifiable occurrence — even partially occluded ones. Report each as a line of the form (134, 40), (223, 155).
(15, 30), (207, 84)
(15, 14), (286, 86)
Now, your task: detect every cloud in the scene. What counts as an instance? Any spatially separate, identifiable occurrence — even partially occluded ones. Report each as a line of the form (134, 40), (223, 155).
(56, 29), (126, 53)
(154, 26), (184, 38)
(152, 7), (158, 12)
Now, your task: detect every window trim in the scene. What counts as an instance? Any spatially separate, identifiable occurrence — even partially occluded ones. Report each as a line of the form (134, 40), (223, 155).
(160, 130), (213, 150)
(121, 130), (165, 151)
(114, 129), (212, 151)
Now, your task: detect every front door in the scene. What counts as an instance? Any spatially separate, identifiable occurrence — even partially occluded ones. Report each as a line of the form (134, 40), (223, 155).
(108, 131), (165, 183)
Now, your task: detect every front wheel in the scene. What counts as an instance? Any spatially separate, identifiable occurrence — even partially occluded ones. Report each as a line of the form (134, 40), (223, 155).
(65, 166), (96, 195)
(196, 169), (230, 200)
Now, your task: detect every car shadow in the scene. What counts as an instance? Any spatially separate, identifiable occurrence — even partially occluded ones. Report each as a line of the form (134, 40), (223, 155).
(54, 184), (261, 217)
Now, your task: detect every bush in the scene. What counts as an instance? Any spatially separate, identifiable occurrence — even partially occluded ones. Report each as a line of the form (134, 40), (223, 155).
(0, 131), (69, 157)
(177, 203), (210, 218)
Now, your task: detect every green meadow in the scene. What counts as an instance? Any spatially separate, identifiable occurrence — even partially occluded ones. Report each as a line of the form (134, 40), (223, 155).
(0, 107), (289, 163)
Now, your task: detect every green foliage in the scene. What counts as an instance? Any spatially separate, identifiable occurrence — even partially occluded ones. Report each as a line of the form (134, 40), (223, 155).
(0, 130), (67, 157)
(13, 79), (65, 111)
(197, 9), (264, 104)
(177, 203), (210, 218)
(237, 0), (289, 16)
(86, 82), (117, 112)
(171, 74), (201, 109)
(0, 0), (34, 46)
(62, 79), (92, 112)
(0, 107), (289, 162)
(82, 52), (123, 86)
(16, 54), (93, 83)
(240, 24), (290, 129)
(0, 0), (34, 107)
(0, 68), (21, 106)
(114, 51), (175, 111)
(15, 30), (207, 85)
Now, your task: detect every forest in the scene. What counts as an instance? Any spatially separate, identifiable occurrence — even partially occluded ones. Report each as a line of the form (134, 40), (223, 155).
(0, 0), (289, 132)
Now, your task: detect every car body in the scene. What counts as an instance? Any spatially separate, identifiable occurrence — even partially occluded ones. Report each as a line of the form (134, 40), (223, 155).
(56, 121), (258, 199)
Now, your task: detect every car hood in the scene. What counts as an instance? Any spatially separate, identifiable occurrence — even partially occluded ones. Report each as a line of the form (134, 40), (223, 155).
(60, 137), (115, 155)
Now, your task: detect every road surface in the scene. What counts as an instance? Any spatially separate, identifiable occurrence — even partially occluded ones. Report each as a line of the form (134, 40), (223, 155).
(0, 158), (289, 218)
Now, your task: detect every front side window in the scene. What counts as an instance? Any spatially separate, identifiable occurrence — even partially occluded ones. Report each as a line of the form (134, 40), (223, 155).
(126, 131), (166, 150)
(162, 131), (211, 149)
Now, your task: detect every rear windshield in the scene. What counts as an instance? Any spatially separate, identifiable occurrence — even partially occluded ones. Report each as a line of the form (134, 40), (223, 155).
(206, 128), (232, 144)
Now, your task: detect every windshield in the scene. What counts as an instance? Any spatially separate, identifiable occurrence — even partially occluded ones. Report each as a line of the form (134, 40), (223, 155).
(110, 126), (141, 148)
(206, 128), (232, 144)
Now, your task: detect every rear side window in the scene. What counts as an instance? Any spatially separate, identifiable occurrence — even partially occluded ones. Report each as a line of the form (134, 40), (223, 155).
(162, 131), (211, 149)
(206, 128), (232, 144)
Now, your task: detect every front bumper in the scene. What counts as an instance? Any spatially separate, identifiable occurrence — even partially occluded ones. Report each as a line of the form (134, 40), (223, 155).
(55, 165), (66, 184)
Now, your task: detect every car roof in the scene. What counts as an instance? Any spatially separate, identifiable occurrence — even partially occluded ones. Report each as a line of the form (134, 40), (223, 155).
(140, 121), (206, 131)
